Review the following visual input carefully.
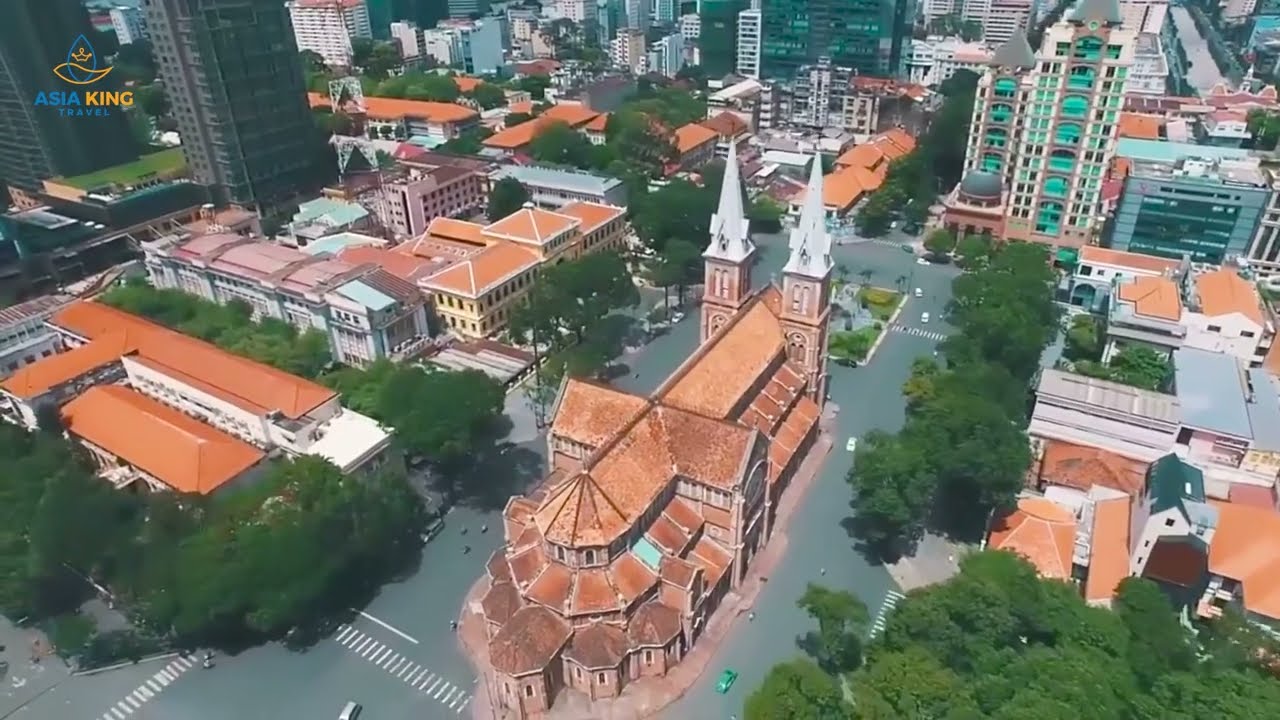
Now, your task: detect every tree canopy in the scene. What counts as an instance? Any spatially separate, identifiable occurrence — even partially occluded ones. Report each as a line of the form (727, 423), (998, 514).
(487, 177), (532, 221)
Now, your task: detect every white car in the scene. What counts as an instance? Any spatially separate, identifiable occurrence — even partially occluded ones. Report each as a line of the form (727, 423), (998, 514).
(916, 257), (928, 266)
(921, 312), (930, 323)
(913, 287), (923, 298)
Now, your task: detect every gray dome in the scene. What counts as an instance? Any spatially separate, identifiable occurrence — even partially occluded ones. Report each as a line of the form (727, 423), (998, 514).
(959, 171), (1002, 199)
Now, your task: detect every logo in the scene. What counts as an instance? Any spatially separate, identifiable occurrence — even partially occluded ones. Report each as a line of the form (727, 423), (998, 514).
(34, 34), (133, 117)
(53, 34), (113, 85)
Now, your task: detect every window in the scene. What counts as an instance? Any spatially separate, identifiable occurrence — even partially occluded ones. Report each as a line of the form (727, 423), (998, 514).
(644, 650), (653, 664)
(1242, 330), (1256, 338)
(1208, 325), (1222, 332)
(597, 673), (607, 685)
(1164, 517), (1176, 527)
(585, 549), (596, 564)
(524, 686), (534, 697)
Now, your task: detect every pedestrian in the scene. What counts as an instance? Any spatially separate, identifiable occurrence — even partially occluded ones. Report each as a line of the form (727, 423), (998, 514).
(463, 545), (471, 555)
(820, 567), (826, 576)
(748, 612), (755, 622)
(480, 524), (488, 534)
(450, 620), (458, 631)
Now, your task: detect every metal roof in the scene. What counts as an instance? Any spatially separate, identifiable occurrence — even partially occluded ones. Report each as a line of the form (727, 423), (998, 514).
(1246, 370), (1280, 451)
(1173, 348), (1253, 439)
(335, 280), (396, 312)
(1037, 368), (1180, 424)
(490, 164), (622, 195)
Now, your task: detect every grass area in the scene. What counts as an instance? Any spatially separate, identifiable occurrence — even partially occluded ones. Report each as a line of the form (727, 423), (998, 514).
(857, 286), (903, 322)
(59, 148), (187, 190)
(829, 324), (883, 365)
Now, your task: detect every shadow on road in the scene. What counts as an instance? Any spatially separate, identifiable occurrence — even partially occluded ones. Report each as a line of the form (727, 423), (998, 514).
(452, 442), (546, 513)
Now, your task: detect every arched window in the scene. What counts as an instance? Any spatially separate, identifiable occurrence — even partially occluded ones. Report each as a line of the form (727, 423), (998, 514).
(1061, 96), (1090, 118)
(1049, 149), (1075, 173)
(1055, 122), (1082, 146)
(984, 127), (1008, 149)
(1073, 36), (1103, 60)
(787, 332), (807, 363)
(585, 549), (596, 565)
(1043, 177), (1069, 198)
(994, 77), (1017, 98)
(1068, 66), (1096, 91)
(982, 153), (1002, 173)
(990, 103), (1014, 122)
(1036, 201), (1064, 236)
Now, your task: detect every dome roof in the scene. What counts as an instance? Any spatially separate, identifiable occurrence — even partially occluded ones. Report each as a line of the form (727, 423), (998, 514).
(959, 171), (1003, 199)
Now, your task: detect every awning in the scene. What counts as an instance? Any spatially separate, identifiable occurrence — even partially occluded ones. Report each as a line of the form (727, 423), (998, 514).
(1056, 248), (1079, 265)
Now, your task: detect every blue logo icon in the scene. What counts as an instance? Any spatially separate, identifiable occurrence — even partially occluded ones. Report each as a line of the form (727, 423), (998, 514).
(53, 34), (113, 85)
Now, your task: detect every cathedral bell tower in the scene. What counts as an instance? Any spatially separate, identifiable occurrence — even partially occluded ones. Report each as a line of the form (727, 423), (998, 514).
(700, 141), (756, 342)
(780, 155), (833, 402)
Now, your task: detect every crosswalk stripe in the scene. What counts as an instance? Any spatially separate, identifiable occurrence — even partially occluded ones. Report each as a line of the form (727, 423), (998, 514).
(110, 709), (125, 720)
(442, 688), (457, 704)
(342, 630), (362, 647)
(116, 701), (133, 715)
(427, 678), (443, 694)
(123, 696), (140, 710)
(138, 686), (154, 700)
(456, 697), (469, 714)
(398, 662), (417, 679)
(434, 683), (450, 699)
(131, 690), (147, 703)
(383, 654), (402, 670)
(419, 673), (436, 689)
(336, 625), (354, 643)
(363, 642), (383, 659)
(146, 680), (162, 692)
(353, 637), (372, 653)
(176, 656), (194, 669)
(155, 673), (172, 686)
(372, 647), (392, 664)
(409, 668), (427, 684)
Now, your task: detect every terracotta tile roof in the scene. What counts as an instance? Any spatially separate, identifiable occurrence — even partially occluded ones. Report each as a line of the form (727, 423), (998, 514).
(1116, 276), (1182, 321)
(514, 59), (561, 76)
(564, 622), (629, 669)
(878, 127), (917, 154)
(487, 550), (513, 583)
(526, 560), (574, 609)
(663, 497), (704, 534)
(663, 407), (754, 489)
(423, 217), (487, 246)
(700, 112), (748, 139)
(740, 362), (805, 436)
(674, 122), (718, 155)
(509, 542), (548, 588)
(508, 100), (534, 115)
(483, 104), (600, 149)
(834, 143), (885, 170)
(702, 504), (732, 530)
(61, 385), (265, 494)
(336, 246), (438, 283)
(627, 601), (682, 647)
(1195, 269), (1263, 325)
(535, 471), (630, 546)
(646, 514), (694, 555)
(569, 568), (623, 615)
(819, 166), (875, 212)
(482, 581), (524, 625)
(659, 556), (700, 588)
(46, 302), (336, 419)
(307, 92), (477, 124)
(551, 379), (649, 447)
(1142, 539), (1206, 588)
(422, 242), (539, 298)
(1208, 501), (1280, 620)
(488, 606), (572, 676)
(453, 76), (483, 93)
(661, 300), (785, 419)
(541, 103), (600, 126)
(484, 207), (580, 245)
(1117, 112), (1164, 140)
(505, 496), (539, 529)
(558, 201), (624, 234)
(686, 536), (732, 587)
(0, 331), (134, 399)
(768, 395), (819, 481)
(1085, 496), (1131, 603)
(1228, 483), (1277, 510)
(1038, 441), (1149, 496)
(987, 497), (1076, 580)
(610, 552), (657, 604)
(584, 113), (610, 133)
(1078, 246), (1180, 274)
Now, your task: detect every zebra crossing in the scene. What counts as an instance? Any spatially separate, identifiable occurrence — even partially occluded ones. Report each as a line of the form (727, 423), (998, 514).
(870, 590), (906, 639)
(334, 624), (471, 714)
(97, 654), (197, 719)
(888, 324), (947, 342)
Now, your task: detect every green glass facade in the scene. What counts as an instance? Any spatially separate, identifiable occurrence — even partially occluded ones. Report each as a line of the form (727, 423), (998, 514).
(1107, 174), (1268, 265)
(366, 0), (449, 39)
(0, 0), (137, 192)
(700, 0), (747, 77)
(760, 0), (909, 79)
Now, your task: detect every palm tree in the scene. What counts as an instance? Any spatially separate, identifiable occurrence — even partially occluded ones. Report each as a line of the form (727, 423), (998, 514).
(836, 263), (851, 283)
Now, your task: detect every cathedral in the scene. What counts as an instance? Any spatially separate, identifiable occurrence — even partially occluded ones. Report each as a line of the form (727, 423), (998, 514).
(476, 144), (834, 718)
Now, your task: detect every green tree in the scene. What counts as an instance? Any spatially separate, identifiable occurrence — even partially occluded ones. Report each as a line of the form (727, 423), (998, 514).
(1114, 577), (1196, 689)
(847, 431), (935, 553)
(467, 82), (507, 110)
(376, 367), (504, 472)
(902, 356), (941, 411)
(529, 121), (595, 168)
(487, 177), (532, 221)
(748, 195), (786, 233)
(743, 659), (852, 720)
(504, 111), (534, 127)
(605, 110), (676, 176)
(136, 84), (170, 118)
(1107, 346), (1171, 391)
(514, 74), (551, 100)
(1064, 314), (1101, 361)
(954, 233), (994, 269)
(796, 583), (869, 673)
(112, 42), (157, 84)
(1247, 109), (1280, 150)
(849, 648), (981, 720)
(438, 127), (493, 155)
(855, 193), (894, 237)
(923, 229), (956, 256)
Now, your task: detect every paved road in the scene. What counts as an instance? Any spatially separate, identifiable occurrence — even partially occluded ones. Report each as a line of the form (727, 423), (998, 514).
(10, 237), (956, 720)
(1169, 6), (1225, 94)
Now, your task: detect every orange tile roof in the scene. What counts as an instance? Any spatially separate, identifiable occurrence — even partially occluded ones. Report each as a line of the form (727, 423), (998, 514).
(819, 165), (880, 212)
(1079, 246), (1180, 274)
(336, 246), (437, 283)
(674, 122), (718, 155)
(47, 301), (336, 419)
(483, 104), (600, 150)
(1210, 501), (1280, 620)
(1039, 441), (1149, 496)
(540, 103), (601, 126)
(422, 241), (539, 298)
(0, 331), (138, 399)
(700, 112), (748, 138)
(687, 535), (732, 587)
(1195, 269), (1264, 325)
(1116, 276), (1182, 321)
(661, 300), (785, 419)
(534, 471), (630, 547)
(551, 379), (649, 447)
(987, 497), (1077, 580)
(834, 143), (885, 170)
(878, 127), (917, 155)
(61, 385), (265, 494)
(1117, 112), (1164, 140)
(453, 76), (483, 93)
(484, 207), (580, 245)
(557, 201), (624, 233)
(487, 605), (572, 676)
(424, 217), (487, 246)
(306, 92), (477, 124)
(1085, 495), (1131, 603)
(508, 100), (534, 115)
(583, 112), (610, 133)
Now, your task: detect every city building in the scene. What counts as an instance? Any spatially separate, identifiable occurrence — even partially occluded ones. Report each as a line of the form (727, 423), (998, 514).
(906, 36), (994, 87)
(624, 0), (650, 33)
(422, 27), (461, 65)
(785, 61), (914, 133)
(483, 103), (603, 155)
(795, 128), (916, 217)
(448, 0), (491, 18)
(647, 33), (685, 77)
(673, 123), (719, 171)
(490, 166), (628, 209)
(611, 29), (649, 73)
(109, 4), (147, 44)
(1106, 155), (1270, 265)
(961, 2), (1137, 248)
(0, 0), (138, 201)
(407, 202), (629, 338)
(0, 295), (75, 379)
(366, 0), (447, 40)
(1119, 0), (1168, 33)
(652, 0), (677, 24)
(1127, 33), (1169, 95)
(735, 7), (762, 79)
(760, 0), (908, 78)
(1067, 245), (1182, 310)
(0, 301), (394, 488)
(699, 0), (747, 75)
(475, 145), (828, 718)
(390, 20), (422, 58)
(558, 0), (597, 23)
(146, 0), (321, 216)
(679, 12), (701, 42)
(701, 112), (752, 158)
(434, 18), (504, 75)
(1199, 110), (1251, 147)
(141, 222), (431, 366)
(285, 196), (372, 246)
(307, 93), (480, 142)
(705, 78), (780, 131)
(288, 0), (373, 68)
(378, 159), (487, 238)
(963, 0), (1033, 46)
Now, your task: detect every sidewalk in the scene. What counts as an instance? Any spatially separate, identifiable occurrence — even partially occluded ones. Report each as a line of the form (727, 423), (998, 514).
(458, 427), (835, 720)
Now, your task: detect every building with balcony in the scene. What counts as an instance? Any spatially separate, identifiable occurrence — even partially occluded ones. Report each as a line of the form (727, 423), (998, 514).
(0, 301), (393, 491)
(378, 160), (488, 238)
(288, 0), (373, 68)
(705, 78), (780, 132)
(307, 93), (480, 143)
(0, 295), (75, 379)
(489, 166), (627, 209)
(906, 36), (994, 87)
(142, 233), (431, 367)
(1128, 32), (1169, 96)
(672, 124), (718, 172)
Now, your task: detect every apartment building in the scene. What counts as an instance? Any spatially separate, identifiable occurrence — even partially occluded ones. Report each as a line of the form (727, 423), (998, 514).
(109, 5), (147, 45)
(907, 36), (994, 87)
(1128, 33), (1169, 95)
(648, 33), (685, 77)
(706, 77), (780, 131)
(380, 160), (488, 238)
(489, 165), (627, 209)
(142, 231), (431, 367)
(611, 28), (648, 73)
(1119, 0), (1168, 33)
(735, 7), (762, 79)
(432, 18), (504, 74)
(0, 295), (74, 378)
(0, 301), (393, 492)
(962, 0), (1033, 46)
(288, 0), (373, 68)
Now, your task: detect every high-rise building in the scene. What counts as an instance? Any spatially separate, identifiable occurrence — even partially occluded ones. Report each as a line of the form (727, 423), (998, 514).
(390, 20), (421, 57)
(435, 18), (503, 74)
(963, 0), (1033, 46)
(736, 7), (762, 78)
(647, 33), (685, 76)
(146, 0), (320, 216)
(365, 0), (447, 40)
(288, 0), (373, 68)
(652, 0), (678, 24)
(559, 0), (598, 24)
(611, 28), (648, 73)
(447, 0), (491, 19)
(624, 0), (651, 33)
(109, 5), (147, 45)
(699, 0), (746, 76)
(1117, 0), (1167, 33)
(760, 0), (910, 78)
(0, 0), (137, 198)
(960, 0), (1137, 247)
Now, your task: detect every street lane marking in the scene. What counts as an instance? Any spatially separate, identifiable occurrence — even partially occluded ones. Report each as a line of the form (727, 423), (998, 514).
(427, 678), (443, 694)
(372, 647), (393, 664)
(362, 641), (383, 659)
(398, 662), (416, 678)
(125, 696), (141, 709)
(110, 709), (125, 720)
(410, 668), (428, 684)
(442, 688), (457, 704)
(355, 609), (420, 644)
(137, 687), (153, 700)
(381, 653), (401, 669)
(336, 626), (355, 643)
(434, 683), (450, 699)
(419, 673), (436, 689)
(353, 636), (372, 653)
(116, 701), (133, 714)
(155, 672), (172, 686)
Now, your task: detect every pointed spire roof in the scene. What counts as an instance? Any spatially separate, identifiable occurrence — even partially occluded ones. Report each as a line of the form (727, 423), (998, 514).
(1070, 0), (1123, 26)
(705, 141), (754, 264)
(991, 32), (1036, 69)
(783, 154), (832, 279)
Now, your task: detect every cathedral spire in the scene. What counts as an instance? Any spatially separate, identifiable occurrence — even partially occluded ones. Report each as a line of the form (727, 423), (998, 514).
(783, 154), (832, 279)
(705, 141), (753, 263)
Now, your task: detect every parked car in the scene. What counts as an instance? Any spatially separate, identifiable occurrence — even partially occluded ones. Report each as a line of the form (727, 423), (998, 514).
(921, 312), (930, 323)
(716, 669), (739, 694)
(913, 288), (923, 298)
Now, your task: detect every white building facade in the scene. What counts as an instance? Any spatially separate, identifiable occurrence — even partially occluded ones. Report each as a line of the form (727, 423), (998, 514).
(736, 8), (762, 79)
(1118, 0), (1168, 33)
(109, 5), (147, 45)
(287, 0), (373, 68)
(907, 35), (994, 86)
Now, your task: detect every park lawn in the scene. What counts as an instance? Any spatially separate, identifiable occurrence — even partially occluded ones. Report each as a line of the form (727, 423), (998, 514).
(828, 324), (883, 364)
(60, 148), (187, 190)
(857, 286), (902, 322)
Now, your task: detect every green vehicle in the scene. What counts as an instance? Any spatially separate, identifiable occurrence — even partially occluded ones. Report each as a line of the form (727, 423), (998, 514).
(900, 243), (914, 253)
(716, 669), (739, 694)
